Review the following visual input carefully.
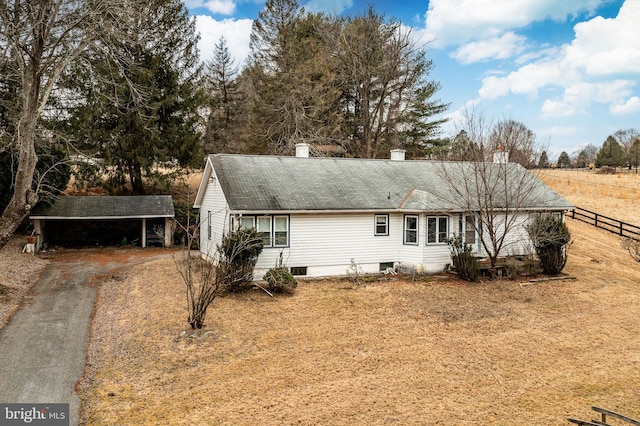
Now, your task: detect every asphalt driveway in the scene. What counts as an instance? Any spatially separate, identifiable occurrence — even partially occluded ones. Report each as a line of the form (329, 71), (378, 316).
(0, 247), (173, 425)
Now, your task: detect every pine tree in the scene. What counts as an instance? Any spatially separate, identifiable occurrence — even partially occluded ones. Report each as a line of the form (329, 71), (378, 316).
(538, 150), (550, 168)
(64, 0), (204, 194)
(203, 37), (244, 154)
(595, 136), (625, 168)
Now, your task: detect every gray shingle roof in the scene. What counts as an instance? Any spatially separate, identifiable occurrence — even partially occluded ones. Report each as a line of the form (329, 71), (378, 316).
(211, 154), (573, 213)
(30, 195), (175, 219)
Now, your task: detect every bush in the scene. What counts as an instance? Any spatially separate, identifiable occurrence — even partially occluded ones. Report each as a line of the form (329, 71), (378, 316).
(448, 235), (480, 282)
(527, 216), (571, 275)
(264, 267), (297, 294)
(217, 228), (264, 292)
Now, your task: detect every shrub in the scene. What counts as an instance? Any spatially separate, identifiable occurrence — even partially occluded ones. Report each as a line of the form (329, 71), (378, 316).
(621, 237), (640, 262)
(448, 235), (480, 282)
(217, 227), (264, 292)
(264, 267), (297, 294)
(527, 216), (571, 275)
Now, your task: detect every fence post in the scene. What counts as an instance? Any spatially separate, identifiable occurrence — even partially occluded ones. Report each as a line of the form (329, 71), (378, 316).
(595, 213), (598, 228)
(621, 222), (624, 236)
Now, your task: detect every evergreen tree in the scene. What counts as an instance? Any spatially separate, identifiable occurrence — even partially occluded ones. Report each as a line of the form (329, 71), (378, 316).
(629, 138), (640, 172)
(538, 150), (550, 168)
(595, 135), (625, 168)
(203, 37), (244, 154)
(246, 0), (341, 154)
(557, 151), (571, 168)
(64, 0), (204, 194)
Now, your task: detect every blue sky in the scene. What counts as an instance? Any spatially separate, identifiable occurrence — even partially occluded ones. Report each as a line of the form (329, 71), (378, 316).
(186, 0), (640, 160)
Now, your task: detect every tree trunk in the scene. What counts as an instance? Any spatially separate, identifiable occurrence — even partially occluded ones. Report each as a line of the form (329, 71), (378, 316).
(0, 90), (40, 249)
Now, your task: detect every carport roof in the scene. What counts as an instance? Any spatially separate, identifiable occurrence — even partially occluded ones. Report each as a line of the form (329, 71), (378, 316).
(30, 195), (175, 219)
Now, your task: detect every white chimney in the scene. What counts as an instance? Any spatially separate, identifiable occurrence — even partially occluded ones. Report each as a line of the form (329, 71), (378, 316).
(390, 149), (406, 161)
(493, 148), (509, 164)
(295, 142), (309, 158)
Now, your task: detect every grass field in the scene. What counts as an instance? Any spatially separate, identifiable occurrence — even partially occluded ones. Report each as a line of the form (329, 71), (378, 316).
(77, 169), (640, 425)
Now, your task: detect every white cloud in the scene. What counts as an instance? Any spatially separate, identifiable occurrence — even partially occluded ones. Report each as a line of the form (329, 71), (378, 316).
(475, 0), (640, 119)
(563, 0), (640, 76)
(540, 80), (636, 118)
(194, 15), (253, 65)
(205, 0), (236, 15)
(611, 96), (640, 114)
(302, 0), (353, 14)
(186, 0), (236, 15)
(424, 0), (603, 48)
(452, 32), (527, 64)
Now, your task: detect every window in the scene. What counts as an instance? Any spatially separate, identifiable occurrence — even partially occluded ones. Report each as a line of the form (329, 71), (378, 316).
(427, 216), (449, 244)
(530, 211), (562, 222)
(379, 262), (394, 271)
(207, 211), (212, 240)
(274, 216), (289, 247)
(404, 215), (418, 245)
(240, 216), (254, 230)
(464, 215), (476, 244)
(290, 266), (307, 276)
(229, 214), (290, 248)
(257, 216), (272, 246)
(375, 214), (389, 236)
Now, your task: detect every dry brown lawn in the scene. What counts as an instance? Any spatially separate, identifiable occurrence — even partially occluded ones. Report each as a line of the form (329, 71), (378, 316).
(76, 170), (640, 425)
(0, 236), (48, 328)
(540, 169), (640, 224)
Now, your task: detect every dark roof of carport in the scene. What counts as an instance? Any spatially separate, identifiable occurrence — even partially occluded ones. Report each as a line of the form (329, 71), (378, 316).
(30, 195), (174, 219)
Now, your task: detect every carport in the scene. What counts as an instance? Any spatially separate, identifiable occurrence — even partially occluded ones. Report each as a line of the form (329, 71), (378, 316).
(29, 195), (174, 251)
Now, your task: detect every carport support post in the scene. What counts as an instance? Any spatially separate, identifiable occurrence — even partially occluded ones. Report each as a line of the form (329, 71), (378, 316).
(164, 217), (173, 247)
(141, 218), (147, 248)
(33, 219), (43, 252)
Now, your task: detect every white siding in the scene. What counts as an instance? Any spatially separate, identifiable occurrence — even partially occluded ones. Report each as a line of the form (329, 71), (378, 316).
(254, 212), (455, 278)
(480, 213), (535, 257)
(255, 212), (422, 278)
(198, 169), (230, 258)
(421, 214), (454, 273)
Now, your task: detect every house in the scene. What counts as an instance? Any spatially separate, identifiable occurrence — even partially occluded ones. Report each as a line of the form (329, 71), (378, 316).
(30, 195), (175, 251)
(193, 144), (573, 278)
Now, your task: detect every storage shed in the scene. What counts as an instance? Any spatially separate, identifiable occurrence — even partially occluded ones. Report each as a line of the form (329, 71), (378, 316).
(29, 195), (174, 251)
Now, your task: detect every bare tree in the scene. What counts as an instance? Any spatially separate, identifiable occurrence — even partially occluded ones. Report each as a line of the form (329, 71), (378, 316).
(174, 217), (263, 329)
(433, 112), (552, 277)
(488, 119), (539, 168)
(331, 8), (448, 158)
(0, 0), (147, 247)
(613, 128), (640, 156)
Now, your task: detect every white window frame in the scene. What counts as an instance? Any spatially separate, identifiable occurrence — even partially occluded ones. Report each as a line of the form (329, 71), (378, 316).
(404, 215), (419, 245)
(530, 211), (562, 222)
(374, 214), (389, 236)
(427, 216), (449, 244)
(257, 216), (272, 246)
(229, 214), (290, 248)
(464, 215), (476, 245)
(207, 211), (212, 240)
(273, 215), (289, 247)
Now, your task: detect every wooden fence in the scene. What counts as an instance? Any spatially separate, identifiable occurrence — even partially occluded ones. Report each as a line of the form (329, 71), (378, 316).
(568, 406), (640, 425)
(569, 207), (640, 240)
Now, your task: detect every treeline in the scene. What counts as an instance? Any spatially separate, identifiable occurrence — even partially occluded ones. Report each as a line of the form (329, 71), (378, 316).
(204, 0), (448, 159)
(553, 129), (640, 170)
(0, 0), (449, 242)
